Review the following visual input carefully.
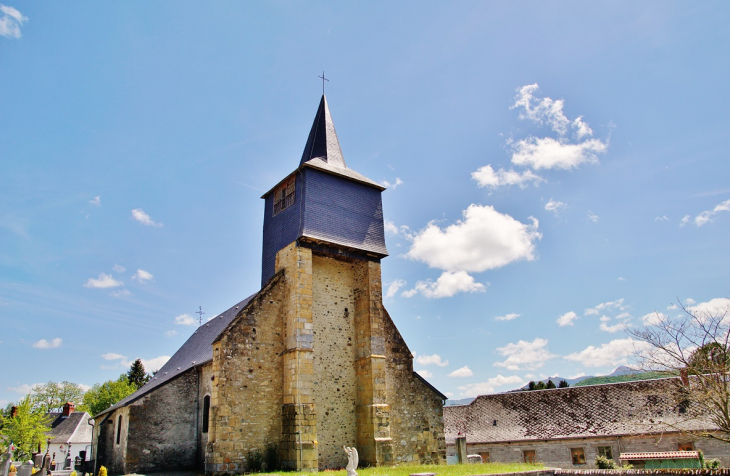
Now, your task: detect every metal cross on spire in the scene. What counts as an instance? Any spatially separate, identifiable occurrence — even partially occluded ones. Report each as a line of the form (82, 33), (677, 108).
(318, 71), (329, 95)
(196, 306), (205, 326)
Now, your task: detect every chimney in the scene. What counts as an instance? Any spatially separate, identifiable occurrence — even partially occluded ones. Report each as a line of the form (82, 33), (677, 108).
(680, 368), (689, 387)
(10, 406), (18, 418)
(62, 402), (75, 417)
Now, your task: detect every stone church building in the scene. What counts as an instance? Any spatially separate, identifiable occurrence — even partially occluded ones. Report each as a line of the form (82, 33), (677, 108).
(92, 96), (447, 475)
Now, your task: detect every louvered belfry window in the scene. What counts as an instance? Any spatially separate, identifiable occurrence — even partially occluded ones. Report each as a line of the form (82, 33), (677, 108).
(273, 176), (296, 216)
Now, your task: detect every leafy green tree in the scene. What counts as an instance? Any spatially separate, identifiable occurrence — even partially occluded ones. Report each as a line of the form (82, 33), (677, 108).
(558, 380), (569, 388)
(30, 381), (87, 413)
(535, 381), (546, 390)
(545, 379), (556, 389)
(126, 359), (150, 389)
(79, 376), (136, 416)
(0, 396), (50, 460)
(527, 381), (536, 391)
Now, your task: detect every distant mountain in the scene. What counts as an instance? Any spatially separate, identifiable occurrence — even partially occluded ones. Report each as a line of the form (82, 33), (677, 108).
(519, 375), (593, 390)
(444, 397), (475, 406)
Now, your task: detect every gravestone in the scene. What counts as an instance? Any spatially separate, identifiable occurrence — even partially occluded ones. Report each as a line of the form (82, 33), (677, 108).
(17, 462), (33, 476)
(455, 436), (467, 464)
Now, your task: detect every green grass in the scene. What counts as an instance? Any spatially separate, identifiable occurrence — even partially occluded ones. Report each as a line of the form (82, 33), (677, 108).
(252, 462), (544, 476)
(574, 371), (675, 387)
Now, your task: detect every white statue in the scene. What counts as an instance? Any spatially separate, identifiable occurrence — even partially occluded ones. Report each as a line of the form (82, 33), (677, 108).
(343, 446), (358, 476)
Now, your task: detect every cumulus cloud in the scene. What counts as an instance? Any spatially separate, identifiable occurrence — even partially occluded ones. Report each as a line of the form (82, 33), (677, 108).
(385, 279), (406, 299)
(8, 383), (43, 394)
(33, 338), (62, 349)
(564, 338), (649, 368)
(511, 137), (606, 170)
(416, 369), (433, 378)
(407, 204), (541, 274)
(401, 271), (486, 299)
(100, 352), (170, 373)
(545, 199), (567, 213)
(509, 84), (607, 170)
(600, 321), (627, 333)
(165, 330), (178, 337)
(641, 311), (666, 326)
(687, 298), (730, 322)
(131, 208), (163, 227)
(174, 313), (196, 326)
(691, 199), (730, 226)
(655, 215), (669, 222)
(587, 212), (600, 223)
(448, 366), (473, 378)
(494, 338), (556, 371)
(416, 354), (449, 367)
(131, 269), (153, 283)
(471, 165), (544, 189)
(495, 313), (520, 322)
(585, 298), (626, 316)
(556, 311), (578, 327)
(89, 196), (101, 206)
(102, 352), (126, 360)
(0, 4), (27, 39)
(458, 375), (525, 397)
(381, 177), (404, 190)
(110, 289), (132, 298)
(112, 264), (126, 273)
(84, 273), (123, 289)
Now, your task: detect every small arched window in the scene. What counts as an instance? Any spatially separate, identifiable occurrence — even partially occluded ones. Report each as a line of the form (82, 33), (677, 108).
(116, 415), (123, 445)
(202, 395), (211, 433)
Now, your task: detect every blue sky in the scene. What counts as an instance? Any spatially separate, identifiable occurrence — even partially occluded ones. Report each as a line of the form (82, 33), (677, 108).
(1, 2), (729, 405)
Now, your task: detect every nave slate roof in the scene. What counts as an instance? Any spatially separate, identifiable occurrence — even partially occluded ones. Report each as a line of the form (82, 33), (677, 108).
(444, 377), (716, 444)
(95, 294), (255, 417)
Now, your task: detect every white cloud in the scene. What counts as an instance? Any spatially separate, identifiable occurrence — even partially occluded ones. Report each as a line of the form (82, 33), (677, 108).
(557, 311), (578, 327)
(568, 372), (586, 379)
(448, 366), (473, 378)
(655, 215), (669, 222)
(471, 165), (544, 189)
(385, 279), (406, 299)
(692, 199), (730, 226)
(599, 315), (611, 322)
(384, 220), (399, 235)
(685, 298), (696, 305)
(512, 84), (572, 136)
(141, 355), (169, 373)
(618, 277), (626, 281)
(564, 338), (649, 368)
(8, 383), (43, 394)
(545, 199), (567, 213)
(688, 298), (730, 322)
(407, 204), (541, 274)
(494, 338), (556, 371)
(641, 312), (666, 326)
(131, 208), (163, 227)
(680, 215), (691, 227)
(131, 269), (154, 283)
(0, 4), (27, 39)
(84, 273), (123, 289)
(402, 271), (486, 299)
(667, 303), (678, 310)
(511, 136), (606, 171)
(174, 313), (196, 326)
(585, 298), (626, 316)
(112, 264), (126, 273)
(416, 369), (433, 378)
(494, 313), (520, 322)
(587, 211), (600, 223)
(458, 375), (524, 397)
(600, 321), (627, 333)
(165, 330), (178, 337)
(101, 352), (126, 361)
(615, 312), (631, 320)
(110, 289), (132, 298)
(32, 338), (62, 349)
(383, 220), (414, 239)
(89, 196), (101, 206)
(416, 354), (449, 367)
(382, 177), (404, 190)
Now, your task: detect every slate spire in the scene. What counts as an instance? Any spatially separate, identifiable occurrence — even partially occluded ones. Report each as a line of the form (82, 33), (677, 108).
(299, 95), (346, 168)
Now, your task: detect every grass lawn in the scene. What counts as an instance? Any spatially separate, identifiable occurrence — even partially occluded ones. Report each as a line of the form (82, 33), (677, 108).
(252, 462), (545, 476)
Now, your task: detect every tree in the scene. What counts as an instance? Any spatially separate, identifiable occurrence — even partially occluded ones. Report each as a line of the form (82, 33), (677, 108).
(79, 375), (137, 416)
(628, 299), (730, 443)
(0, 396), (50, 460)
(30, 381), (87, 413)
(535, 381), (546, 390)
(527, 381), (536, 391)
(558, 380), (570, 388)
(127, 359), (150, 389)
(545, 380), (556, 389)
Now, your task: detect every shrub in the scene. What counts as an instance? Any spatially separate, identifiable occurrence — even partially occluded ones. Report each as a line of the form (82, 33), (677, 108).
(247, 449), (264, 472)
(705, 458), (721, 469)
(595, 455), (616, 469)
(98, 465), (108, 476)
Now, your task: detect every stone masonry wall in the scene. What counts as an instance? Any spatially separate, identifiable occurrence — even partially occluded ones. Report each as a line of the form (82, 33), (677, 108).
(445, 433), (730, 469)
(206, 273), (286, 475)
(124, 369), (199, 474)
(383, 308), (446, 465)
(197, 363), (214, 467)
(311, 254), (358, 469)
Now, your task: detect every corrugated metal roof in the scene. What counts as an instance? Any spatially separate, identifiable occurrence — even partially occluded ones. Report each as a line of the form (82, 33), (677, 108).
(94, 294), (255, 417)
(621, 452), (700, 460)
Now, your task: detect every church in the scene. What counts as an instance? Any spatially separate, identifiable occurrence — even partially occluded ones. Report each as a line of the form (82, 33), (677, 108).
(92, 95), (447, 475)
